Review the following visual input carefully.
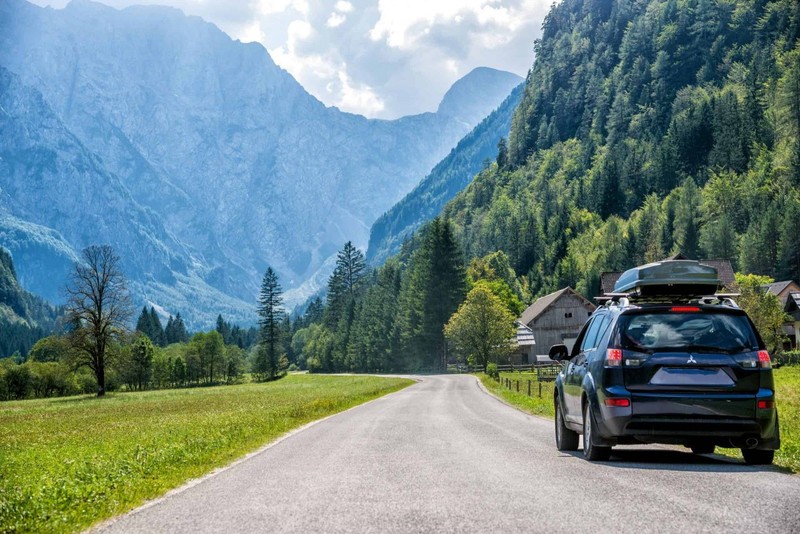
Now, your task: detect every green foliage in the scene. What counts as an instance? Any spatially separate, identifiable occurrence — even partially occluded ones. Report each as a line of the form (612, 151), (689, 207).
(433, 0), (800, 301)
(0, 375), (412, 533)
(164, 313), (190, 345)
(397, 218), (467, 371)
(734, 273), (790, 354)
(486, 362), (499, 379)
(444, 285), (516, 372)
(120, 335), (155, 391)
(255, 267), (285, 381)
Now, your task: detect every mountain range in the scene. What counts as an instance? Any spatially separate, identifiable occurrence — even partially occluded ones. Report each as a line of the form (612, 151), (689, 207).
(0, 0), (521, 327)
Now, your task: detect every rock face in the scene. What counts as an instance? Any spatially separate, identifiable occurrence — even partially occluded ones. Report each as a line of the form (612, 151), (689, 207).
(0, 0), (521, 327)
(368, 84), (525, 264)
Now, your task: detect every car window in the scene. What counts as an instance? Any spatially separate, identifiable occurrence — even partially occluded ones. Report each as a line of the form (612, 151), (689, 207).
(571, 317), (593, 357)
(580, 314), (606, 352)
(617, 311), (760, 353)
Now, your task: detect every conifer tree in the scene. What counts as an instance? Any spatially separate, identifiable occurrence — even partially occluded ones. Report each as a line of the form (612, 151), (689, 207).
(325, 241), (367, 328)
(149, 307), (165, 347)
(398, 218), (466, 371)
(255, 267), (285, 380)
(135, 307), (151, 337)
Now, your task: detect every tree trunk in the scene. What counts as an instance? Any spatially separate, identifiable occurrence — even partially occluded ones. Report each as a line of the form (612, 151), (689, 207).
(96, 362), (106, 397)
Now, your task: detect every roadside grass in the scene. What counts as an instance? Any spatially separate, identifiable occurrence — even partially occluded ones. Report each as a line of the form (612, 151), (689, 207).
(479, 372), (555, 417)
(480, 367), (800, 473)
(0, 374), (412, 533)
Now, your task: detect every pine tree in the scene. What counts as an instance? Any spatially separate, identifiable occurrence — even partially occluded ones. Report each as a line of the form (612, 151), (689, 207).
(496, 137), (509, 169)
(398, 218), (466, 371)
(215, 314), (231, 345)
(172, 313), (189, 344)
(255, 267), (285, 380)
(164, 315), (175, 344)
(149, 307), (165, 347)
(135, 307), (151, 337)
(325, 242), (367, 328)
(303, 297), (324, 327)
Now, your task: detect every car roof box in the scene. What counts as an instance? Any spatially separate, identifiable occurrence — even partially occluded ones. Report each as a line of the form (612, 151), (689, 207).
(614, 260), (722, 297)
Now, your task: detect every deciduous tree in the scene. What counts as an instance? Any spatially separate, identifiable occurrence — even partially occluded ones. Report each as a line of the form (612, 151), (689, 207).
(65, 245), (132, 396)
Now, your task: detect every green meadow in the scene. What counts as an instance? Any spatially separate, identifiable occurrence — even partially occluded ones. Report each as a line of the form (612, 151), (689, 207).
(0, 374), (412, 533)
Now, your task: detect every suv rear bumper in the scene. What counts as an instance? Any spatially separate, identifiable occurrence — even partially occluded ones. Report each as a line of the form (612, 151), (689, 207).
(594, 390), (780, 449)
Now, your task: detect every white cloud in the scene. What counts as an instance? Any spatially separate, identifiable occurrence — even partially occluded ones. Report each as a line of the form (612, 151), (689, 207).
(335, 71), (385, 115)
(255, 0), (309, 16)
(334, 1), (354, 13)
(326, 12), (346, 28)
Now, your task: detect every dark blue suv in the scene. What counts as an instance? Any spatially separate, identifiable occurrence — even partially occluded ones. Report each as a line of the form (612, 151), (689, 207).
(549, 261), (780, 464)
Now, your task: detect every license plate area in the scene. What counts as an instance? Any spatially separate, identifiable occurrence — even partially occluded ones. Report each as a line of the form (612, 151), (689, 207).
(649, 367), (734, 387)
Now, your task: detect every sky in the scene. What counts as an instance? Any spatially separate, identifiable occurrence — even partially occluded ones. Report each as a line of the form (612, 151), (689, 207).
(30, 0), (551, 119)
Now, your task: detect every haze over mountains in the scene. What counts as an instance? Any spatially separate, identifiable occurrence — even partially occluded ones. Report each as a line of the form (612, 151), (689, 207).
(0, 0), (521, 326)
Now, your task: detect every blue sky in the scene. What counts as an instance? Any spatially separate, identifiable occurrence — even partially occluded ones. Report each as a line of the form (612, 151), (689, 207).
(31, 0), (550, 118)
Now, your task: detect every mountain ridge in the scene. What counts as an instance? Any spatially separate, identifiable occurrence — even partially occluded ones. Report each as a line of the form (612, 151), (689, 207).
(0, 0), (521, 327)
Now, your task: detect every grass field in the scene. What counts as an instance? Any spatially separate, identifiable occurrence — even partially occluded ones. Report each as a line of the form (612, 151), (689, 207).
(480, 367), (800, 472)
(480, 372), (555, 417)
(0, 374), (413, 533)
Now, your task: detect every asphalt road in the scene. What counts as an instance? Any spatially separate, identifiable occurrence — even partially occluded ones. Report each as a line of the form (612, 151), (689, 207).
(97, 375), (800, 533)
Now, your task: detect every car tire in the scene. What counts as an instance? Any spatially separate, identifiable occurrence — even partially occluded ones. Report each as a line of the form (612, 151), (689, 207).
(555, 396), (579, 451)
(690, 444), (715, 455)
(741, 448), (774, 465)
(583, 401), (611, 461)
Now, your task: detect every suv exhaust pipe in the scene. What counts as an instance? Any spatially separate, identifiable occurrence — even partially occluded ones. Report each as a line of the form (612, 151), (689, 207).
(745, 438), (759, 449)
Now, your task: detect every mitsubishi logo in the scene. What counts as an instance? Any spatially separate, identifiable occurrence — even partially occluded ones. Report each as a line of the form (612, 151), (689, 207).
(687, 355), (697, 364)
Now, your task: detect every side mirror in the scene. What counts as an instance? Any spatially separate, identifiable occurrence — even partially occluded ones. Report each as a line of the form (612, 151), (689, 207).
(549, 344), (570, 361)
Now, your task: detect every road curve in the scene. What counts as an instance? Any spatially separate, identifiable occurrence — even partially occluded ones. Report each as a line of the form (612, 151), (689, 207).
(96, 375), (800, 533)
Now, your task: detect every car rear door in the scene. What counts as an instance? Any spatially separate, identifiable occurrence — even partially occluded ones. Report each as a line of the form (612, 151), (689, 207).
(616, 307), (762, 420)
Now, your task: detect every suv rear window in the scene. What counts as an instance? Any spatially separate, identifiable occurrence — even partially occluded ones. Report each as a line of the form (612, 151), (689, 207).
(616, 311), (760, 354)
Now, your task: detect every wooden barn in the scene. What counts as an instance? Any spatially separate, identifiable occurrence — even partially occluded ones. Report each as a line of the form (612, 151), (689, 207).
(518, 287), (596, 362)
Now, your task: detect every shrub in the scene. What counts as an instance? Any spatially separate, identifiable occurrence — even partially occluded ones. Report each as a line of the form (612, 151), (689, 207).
(775, 351), (800, 367)
(486, 362), (499, 380)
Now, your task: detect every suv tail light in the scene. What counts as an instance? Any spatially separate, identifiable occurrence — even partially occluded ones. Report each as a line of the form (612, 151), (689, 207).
(605, 348), (623, 367)
(757, 350), (772, 369)
(670, 306), (700, 312)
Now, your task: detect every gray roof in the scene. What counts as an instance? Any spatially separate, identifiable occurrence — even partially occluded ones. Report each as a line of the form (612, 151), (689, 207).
(766, 281), (800, 300)
(515, 322), (536, 346)
(699, 260), (735, 287)
(519, 287), (595, 325)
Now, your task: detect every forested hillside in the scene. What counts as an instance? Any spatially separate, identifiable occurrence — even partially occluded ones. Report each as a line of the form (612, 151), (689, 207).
(0, 248), (61, 358)
(442, 0), (800, 299)
(367, 84), (525, 264)
(287, 0), (800, 374)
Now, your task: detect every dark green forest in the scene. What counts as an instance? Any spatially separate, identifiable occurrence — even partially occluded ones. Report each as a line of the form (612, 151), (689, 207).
(445, 0), (799, 299)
